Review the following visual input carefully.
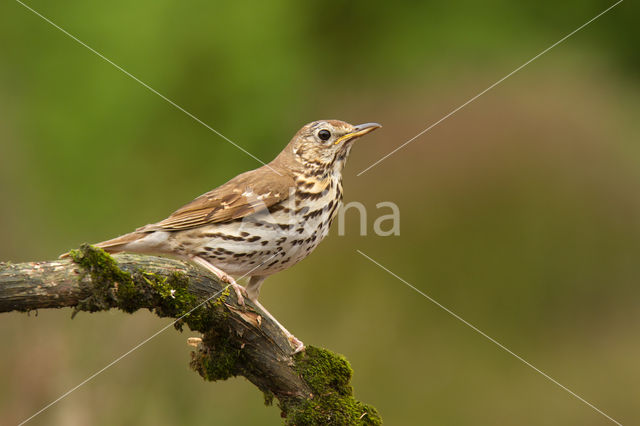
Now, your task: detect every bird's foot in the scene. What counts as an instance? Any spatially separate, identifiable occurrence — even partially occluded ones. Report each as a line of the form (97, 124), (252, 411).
(251, 298), (305, 353)
(288, 334), (305, 353)
(228, 281), (247, 306)
(212, 270), (247, 306)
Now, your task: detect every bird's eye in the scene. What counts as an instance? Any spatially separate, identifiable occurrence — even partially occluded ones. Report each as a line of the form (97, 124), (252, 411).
(318, 129), (331, 141)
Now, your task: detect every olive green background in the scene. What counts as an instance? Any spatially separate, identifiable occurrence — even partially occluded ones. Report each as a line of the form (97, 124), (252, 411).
(1, 1), (638, 425)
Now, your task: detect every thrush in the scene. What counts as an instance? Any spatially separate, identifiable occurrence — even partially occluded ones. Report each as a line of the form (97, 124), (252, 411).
(67, 120), (380, 351)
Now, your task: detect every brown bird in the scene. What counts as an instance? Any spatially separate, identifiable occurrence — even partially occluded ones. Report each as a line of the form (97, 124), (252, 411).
(70, 120), (380, 351)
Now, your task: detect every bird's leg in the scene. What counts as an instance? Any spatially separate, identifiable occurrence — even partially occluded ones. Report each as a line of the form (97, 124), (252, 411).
(245, 275), (265, 301)
(191, 256), (247, 306)
(254, 299), (305, 353)
(247, 276), (305, 353)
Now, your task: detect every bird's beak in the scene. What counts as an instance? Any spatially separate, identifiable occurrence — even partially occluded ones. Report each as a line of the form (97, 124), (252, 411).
(335, 122), (382, 144)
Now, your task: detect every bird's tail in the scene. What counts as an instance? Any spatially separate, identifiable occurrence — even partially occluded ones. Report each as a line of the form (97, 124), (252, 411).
(59, 231), (147, 259)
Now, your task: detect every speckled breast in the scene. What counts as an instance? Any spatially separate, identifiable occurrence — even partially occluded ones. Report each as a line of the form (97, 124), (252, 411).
(177, 174), (343, 277)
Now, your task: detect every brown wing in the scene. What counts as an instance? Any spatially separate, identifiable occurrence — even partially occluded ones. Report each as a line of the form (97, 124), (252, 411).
(145, 166), (294, 232)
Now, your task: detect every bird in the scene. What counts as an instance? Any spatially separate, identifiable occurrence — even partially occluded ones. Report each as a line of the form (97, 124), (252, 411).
(66, 120), (380, 351)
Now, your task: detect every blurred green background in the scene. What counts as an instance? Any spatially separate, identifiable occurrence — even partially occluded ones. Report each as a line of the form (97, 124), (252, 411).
(1, 0), (639, 424)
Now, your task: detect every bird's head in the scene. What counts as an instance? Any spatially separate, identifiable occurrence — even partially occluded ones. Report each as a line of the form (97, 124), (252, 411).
(283, 120), (381, 173)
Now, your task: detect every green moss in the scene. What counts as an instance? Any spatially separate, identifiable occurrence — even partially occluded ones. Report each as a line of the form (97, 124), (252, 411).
(281, 346), (382, 425)
(263, 390), (275, 406)
(189, 329), (241, 381)
(70, 244), (138, 314)
(296, 346), (353, 396)
(213, 286), (230, 308)
(141, 271), (203, 331)
(68, 244), (224, 332)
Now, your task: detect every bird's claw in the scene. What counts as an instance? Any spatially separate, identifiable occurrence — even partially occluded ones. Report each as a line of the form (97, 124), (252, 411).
(289, 336), (305, 353)
(229, 282), (247, 306)
(213, 269), (247, 306)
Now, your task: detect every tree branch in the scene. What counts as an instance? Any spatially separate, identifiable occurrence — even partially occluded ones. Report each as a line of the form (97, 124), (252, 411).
(0, 245), (381, 425)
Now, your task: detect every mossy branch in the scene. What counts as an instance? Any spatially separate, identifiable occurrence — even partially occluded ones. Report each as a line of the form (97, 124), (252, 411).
(0, 245), (381, 425)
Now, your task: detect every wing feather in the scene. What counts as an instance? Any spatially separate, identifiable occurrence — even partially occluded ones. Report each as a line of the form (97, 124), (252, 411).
(146, 167), (294, 231)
